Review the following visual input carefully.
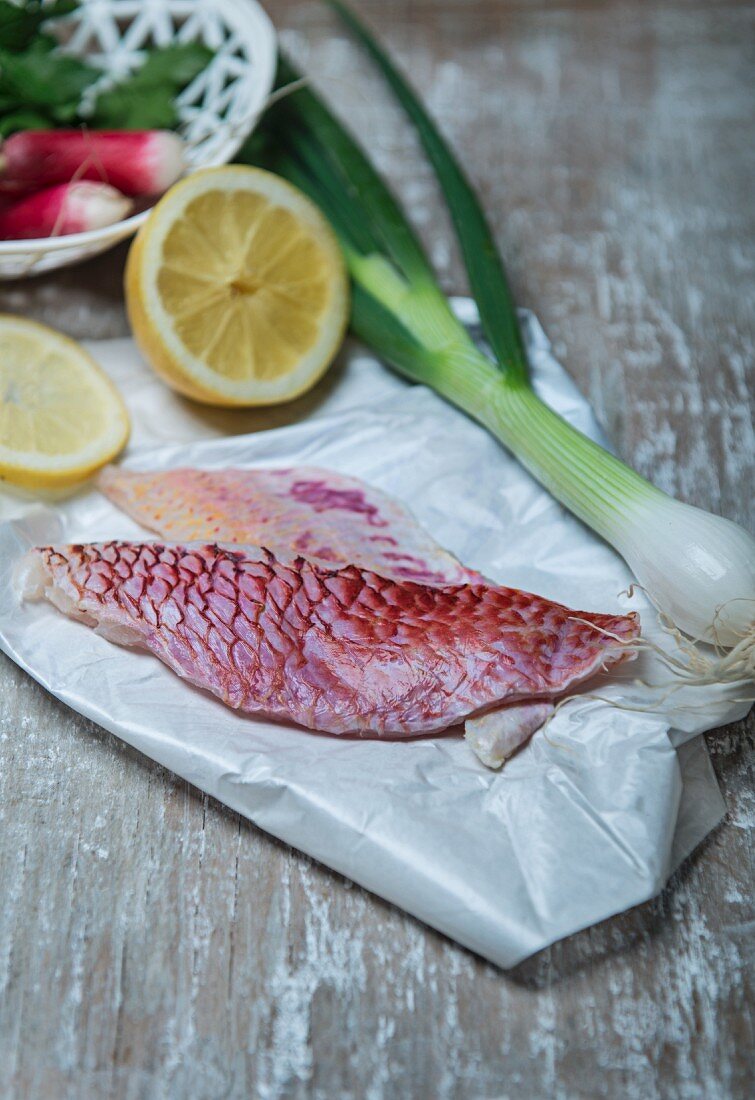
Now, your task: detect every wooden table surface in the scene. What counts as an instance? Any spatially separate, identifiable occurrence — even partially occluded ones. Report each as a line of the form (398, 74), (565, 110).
(1, 2), (753, 1097)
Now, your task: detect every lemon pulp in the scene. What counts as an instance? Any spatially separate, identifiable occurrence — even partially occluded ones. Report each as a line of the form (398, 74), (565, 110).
(0, 316), (130, 489)
(126, 166), (349, 407)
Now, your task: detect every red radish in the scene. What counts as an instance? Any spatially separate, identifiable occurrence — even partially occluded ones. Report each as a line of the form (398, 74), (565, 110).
(0, 130), (185, 196)
(0, 182), (132, 239)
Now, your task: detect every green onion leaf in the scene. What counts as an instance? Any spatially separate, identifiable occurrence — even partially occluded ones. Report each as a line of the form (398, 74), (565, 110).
(275, 57), (437, 290)
(326, 0), (529, 381)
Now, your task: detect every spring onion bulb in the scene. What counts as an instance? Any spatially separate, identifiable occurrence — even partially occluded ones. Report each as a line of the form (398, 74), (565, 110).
(352, 291), (755, 647)
(485, 383), (755, 646)
(245, 8), (755, 649)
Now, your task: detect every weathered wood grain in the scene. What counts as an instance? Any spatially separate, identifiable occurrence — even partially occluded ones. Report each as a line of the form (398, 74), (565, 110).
(1, 1), (753, 1097)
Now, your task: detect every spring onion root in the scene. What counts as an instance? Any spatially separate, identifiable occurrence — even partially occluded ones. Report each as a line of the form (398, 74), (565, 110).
(539, 610), (755, 736)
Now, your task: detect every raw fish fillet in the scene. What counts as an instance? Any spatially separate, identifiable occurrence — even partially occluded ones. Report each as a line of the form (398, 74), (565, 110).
(21, 541), (640, 738)
(98, 466), (478, 586)
(465, 702), (555, 768)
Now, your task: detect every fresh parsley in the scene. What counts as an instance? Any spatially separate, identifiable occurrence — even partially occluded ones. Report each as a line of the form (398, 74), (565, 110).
(0, 0), (78, 53)
(88, 43), (213, 130)
(0, 2), (212, 136)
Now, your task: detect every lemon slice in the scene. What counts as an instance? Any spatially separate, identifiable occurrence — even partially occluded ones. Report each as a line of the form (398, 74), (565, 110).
(0, 316), (129, 490)
(125, 166), (350, 407)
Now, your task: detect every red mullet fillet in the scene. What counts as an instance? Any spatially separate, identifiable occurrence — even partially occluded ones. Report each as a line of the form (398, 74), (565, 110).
(21, 541), (639, 739)
(97, 466), (479, 586)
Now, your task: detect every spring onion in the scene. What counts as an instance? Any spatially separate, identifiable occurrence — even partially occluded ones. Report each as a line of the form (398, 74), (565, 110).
(244, 14), (755, 648)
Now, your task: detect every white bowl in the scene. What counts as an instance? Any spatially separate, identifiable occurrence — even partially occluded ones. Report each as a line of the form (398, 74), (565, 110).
(0, 0), (277, 279)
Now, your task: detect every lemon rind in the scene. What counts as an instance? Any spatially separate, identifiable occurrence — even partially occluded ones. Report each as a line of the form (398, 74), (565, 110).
(126, 167), (350, 408)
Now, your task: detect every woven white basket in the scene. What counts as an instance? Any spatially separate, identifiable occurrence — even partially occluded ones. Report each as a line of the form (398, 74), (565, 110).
(0, 0), (276, 279)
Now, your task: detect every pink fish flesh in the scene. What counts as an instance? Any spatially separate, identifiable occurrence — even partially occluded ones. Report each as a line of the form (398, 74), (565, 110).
(21, 541), (640, 738)
(465, 701), (556, 768)
(98, 466), (478, 586)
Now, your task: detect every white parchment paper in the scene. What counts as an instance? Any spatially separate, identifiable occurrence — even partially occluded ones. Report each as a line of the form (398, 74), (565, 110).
(0, 303), (746, 968)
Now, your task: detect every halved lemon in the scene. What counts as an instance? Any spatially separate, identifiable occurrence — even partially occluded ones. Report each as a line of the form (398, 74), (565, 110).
(0, 316), (130, 490)
(125, 166), (350, 407)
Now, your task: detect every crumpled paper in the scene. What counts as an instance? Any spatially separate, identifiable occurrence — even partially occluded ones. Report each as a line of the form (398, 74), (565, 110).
(0, 302), (746, 968)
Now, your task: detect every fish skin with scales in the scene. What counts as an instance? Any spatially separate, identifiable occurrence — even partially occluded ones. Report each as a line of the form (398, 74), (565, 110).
(20, 540), (640, 739)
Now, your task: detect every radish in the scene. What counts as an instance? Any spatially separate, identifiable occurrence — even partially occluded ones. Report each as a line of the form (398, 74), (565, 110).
(0, 130), (185, 196)
(0, 182), (133, 239)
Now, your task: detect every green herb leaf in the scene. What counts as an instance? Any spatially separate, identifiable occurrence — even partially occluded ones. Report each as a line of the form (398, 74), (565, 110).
(24, 31), (58, 55)
(0, 1), (35, 52)
(41, 0), (79, 16)
(0, 45), (98, 110)
(129, 42), (213, 89)
(0, 0), (78, 54)
(89, 42), (212, 130)
(88, 86), (180, 130)
(0, 106), (49, 136)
